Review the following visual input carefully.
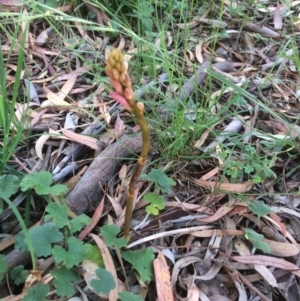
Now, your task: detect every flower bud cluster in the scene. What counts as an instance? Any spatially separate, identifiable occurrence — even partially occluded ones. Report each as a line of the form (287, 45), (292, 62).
(106, 49), (135, 111)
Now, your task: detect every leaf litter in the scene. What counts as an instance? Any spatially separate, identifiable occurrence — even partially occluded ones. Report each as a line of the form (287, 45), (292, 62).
(1, 0), (300, 301)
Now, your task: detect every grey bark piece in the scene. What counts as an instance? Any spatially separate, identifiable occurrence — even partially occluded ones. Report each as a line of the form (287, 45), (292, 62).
(67, 134), (142, 215)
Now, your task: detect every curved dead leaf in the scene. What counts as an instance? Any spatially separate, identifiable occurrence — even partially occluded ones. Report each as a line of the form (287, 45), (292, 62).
(57, 74), (77, 99)
(61, 128), (102, 151)
(194, 260), (223, 281)
(197, 205), (234, 223)
(106, 194), (123, 218)
(263, 238), (299, 257)
(191, 229), (244, 238)
(35, 133), (50, 160)
(232, 277), (247, 301)
(273, 4), (283, 29)
(193, 179), (253, 193)
(153, 252), (174, 301)
(244, 21), (280, 38)
(164, 201), (213, 214)
(234, 240), (278, 287)
(42, 86), (72, 108)
(195, 42), (203, 63)
(231, 255), (300, 277)
(90, 234), (118, 301)
(171, 256), (202, 293)
(199, 290), (210, 301)
(79, 196), (104, 240)
(209, 295), (232, 301)
(82, 260), (125, 299)
(187, 283), (199, 301)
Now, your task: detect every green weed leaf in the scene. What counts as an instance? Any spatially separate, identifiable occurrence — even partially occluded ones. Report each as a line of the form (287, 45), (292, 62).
(90, 268), (116, 295)
(23, 283), (50, 301)
(248, 200), (273, 218)
(244, 228), (271, 253)
(85, 245), (104, 267)
(51, 266), (81, 297)
(121, 248), (154, 282)
(15, 223), (63, 257)
(10, 265), (28, 285)
(44, 0), (58, 8)
(119, 291), (144, 301)
(144, 169), (175, 194)
(100, 225), (127, 249)
(20, 171), (67, 196)
(49, 184), (68, 196)
(20, 171), (52, 193)
(0, 174), (19, 198)
(0, 254), (8, 281)
(144, 193), (165, 216)
(52, 237), (90, 268)
(70, 214), (91, 233)
(45, 203), (69, 228)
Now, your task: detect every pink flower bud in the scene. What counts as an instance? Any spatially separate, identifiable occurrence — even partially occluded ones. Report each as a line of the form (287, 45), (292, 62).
(110, 79), (123, 94)
(110, 92), (133, 112)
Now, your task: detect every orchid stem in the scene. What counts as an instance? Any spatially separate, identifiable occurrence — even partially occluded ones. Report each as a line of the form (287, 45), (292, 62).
(106, 49), (150, 241)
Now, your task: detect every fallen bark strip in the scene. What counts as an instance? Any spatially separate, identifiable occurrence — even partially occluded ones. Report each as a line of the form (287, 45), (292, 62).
(67, 133), (142, 215)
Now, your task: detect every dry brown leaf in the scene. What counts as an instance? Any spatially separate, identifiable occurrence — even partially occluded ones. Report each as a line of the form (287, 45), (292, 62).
(227, 205), (248, 217)
(232, 277), (247, 301)
(209, 295), (232, 301)
(193, 179), (253, 193)
(194, 260), (223, 281)
(0, 236), (14, 251)
(231, 255), (300, 277)
(191, 229), (244, 238)
(262, 238), (299, 257)
(197, 204), (234, 223)
(200, 167), (220, 181)
(90, 234), (119, 301)
(274, 3), (283, 29)
(177, 20), (200, 29)
(61, 128), (102, 151)
(57, 74), (77, 99)
(194, 128), (211, 149)
(187, 283), (200, 301)
(153, 252), (174, 301)
(195, 18), (227, 27)
(35, 27), (52, 45)
(0, 0), (22, 8)
(166, 31), (173, 46)
(31, 109), (47, 126)
(99, 103), (111, 125)
(42, 87), (72, 108)
(171, 256), (202, 293)
(234, 240), (278, 287)
(267, 212), (287, 237)
(114, 114), (125, 138)
(165, 201), (213, 214)
(244, 21), (280, 37)
(118, 36), (126, 50)
(82, 260), (125, 298)
(79, 196), (104, 240)
(195, 42), (203, 63)
(106, 194), (123, 218)
(35, 133), (50, 160)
